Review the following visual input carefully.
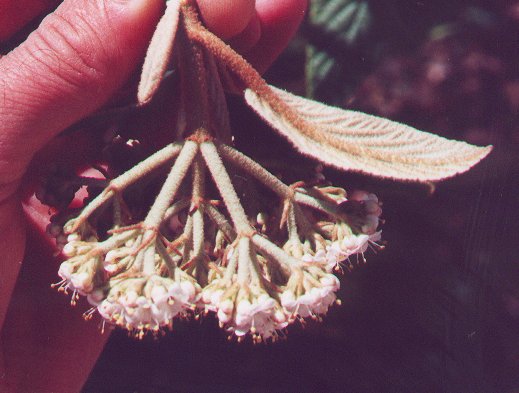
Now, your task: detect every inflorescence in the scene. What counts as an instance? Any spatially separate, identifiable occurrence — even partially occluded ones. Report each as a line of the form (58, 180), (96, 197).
(47, 0), (490, 342)
(52, 136), (383, 342)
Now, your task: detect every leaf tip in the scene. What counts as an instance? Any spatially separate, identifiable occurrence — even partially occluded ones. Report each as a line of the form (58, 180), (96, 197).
(137, 82), (156, 105)
(411, 143), (493, 183)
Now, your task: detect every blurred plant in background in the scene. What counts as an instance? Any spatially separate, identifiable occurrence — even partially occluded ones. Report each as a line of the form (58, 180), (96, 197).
(303, 0), (519, 147)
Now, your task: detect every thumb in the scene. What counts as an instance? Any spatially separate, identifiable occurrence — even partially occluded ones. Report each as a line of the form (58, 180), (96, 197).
(0, 0), (164, 191)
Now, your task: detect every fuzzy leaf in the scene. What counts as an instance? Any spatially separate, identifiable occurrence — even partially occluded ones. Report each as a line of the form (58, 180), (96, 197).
(244, 85), (492, 182)
(137, 0), (181, 104)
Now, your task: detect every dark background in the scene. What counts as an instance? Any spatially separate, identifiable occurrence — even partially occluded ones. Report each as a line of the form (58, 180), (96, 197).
(81, 1), (519, 392)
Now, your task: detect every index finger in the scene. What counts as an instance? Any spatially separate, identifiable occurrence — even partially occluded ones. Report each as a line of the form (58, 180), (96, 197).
(197, 0), (255, 39)
(197, 0), (308, 73)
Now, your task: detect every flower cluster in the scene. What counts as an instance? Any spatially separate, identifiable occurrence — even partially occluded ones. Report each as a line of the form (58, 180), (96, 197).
(281, 266), (340, 320)
(97, 273), (199, 336)
(53, 150), (382, 341)
(54, 233), (101, 304)
(56, 224), (202, 336)
(202, 278), (288, 342)
(199, 239), (346, 342)
(283, 188), (383, 274)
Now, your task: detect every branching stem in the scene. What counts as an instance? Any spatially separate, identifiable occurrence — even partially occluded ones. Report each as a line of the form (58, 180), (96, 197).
(143, 245), (156, 275)
(67, 143), (183, 233)
(251, 234), (299, 272)
(155, 237), (177, 276)
(144, 141), (198, 228)
(217, 142), (339, 215)
(191, 158), (206, 258)
(96, 229), (138, 254)
(163, 199), (190, 226)
(217, 143), (290, 198)
(204, 203), (236, 242)
(180, 214), (194, 266)
(200, 142), (251, 234)
(287, 203), (303, 259)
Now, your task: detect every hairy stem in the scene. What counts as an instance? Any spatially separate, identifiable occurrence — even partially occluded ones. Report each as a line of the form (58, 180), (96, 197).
(293, 203), (314, 237)
(177, 12), (211, 132)
(203, 47), (232, 142)
(97, 229), (139, 254)
(180, 214), (194, 266)
(217, 143), (290, 198)
(223, 244), (239, 283)
(191, 157), (208, 283)
(155, 237), (177, 276)
(248, 245), (265, 287)
(204, 203), (236, 241)
(185, 14), (270, 96)
(192, 209), (205, 260)
(143, 245), (156, 275)
(251, 234), (299, 272)
(294, 193), (340, 215)
(163, 199), (190, 226)
(144, 141), (198, 228)
(66, 143), (183, 233)
(132, 234), (145, 271)
(200, 142), (251, 234)
(191, 156), (205, 206)
(112, 195), (123, 229)
(237, 237), (251, 285)
(287, 202), (303, 259)
(217, 142), (339, 215)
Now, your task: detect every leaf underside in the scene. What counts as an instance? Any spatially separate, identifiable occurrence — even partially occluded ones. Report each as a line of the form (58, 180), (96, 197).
(137, 0), (181, 104)
(244, 85), (492, 182)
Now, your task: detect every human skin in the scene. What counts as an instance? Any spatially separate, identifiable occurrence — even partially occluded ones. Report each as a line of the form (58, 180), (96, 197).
(0, 0), (307, 392)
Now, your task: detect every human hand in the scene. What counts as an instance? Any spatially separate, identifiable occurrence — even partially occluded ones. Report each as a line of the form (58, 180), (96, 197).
(0, 0), (307, 392)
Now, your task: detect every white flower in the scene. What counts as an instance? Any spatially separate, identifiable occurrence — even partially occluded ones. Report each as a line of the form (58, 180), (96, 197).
(87, 288), (105, 306)
(301, 249), (325, 263)
(281, 266), (340, 320)
(233, 294), (287, 340)
(323, 231), (382, 272)
(62, 232), (97, 257)
(98, 273), (200, 334)
(201, 278), (287, 342)
(57, 254), (101, 295)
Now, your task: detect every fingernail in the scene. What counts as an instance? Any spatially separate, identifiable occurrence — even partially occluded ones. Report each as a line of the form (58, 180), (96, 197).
(109, 0), (164, 17)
